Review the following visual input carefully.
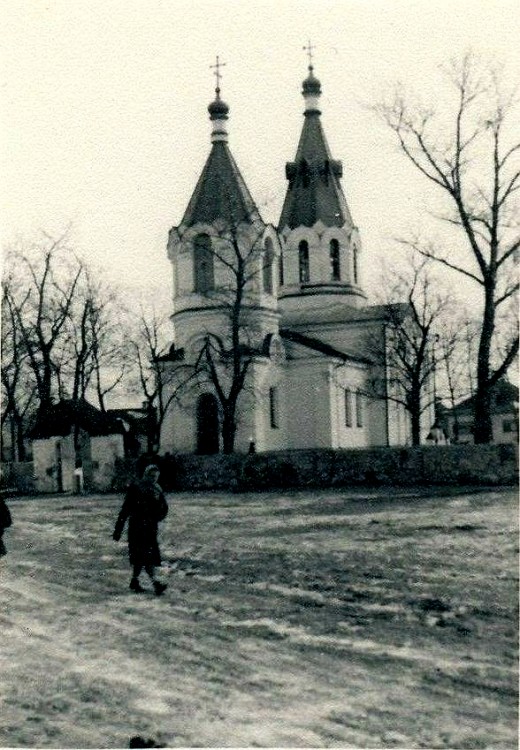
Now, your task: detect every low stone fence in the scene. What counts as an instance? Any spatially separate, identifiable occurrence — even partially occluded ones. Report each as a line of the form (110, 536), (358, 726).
(3, 444), (517, 495)
(116, 444), (518, 493)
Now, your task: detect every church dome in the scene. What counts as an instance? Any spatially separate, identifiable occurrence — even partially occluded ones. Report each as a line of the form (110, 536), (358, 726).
(302, 66), (321, 96)
(208, 90), (229, 120)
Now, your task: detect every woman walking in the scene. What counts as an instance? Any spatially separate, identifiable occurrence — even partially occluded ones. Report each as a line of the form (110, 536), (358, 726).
(113, 464), (168, 595)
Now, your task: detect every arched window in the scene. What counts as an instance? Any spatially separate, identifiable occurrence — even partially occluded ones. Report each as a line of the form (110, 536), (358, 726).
(194, 234), (214, 293)
(330, 239), (341, 281)
(353, 245), (359, 285)
(269, 387), (279, 429)
(278, 251), (284, 287)
(356, 390), (363, 427)
(299, 240), (310, 284)
(263, 239), (274, 295)
(344, 389), (352, 428)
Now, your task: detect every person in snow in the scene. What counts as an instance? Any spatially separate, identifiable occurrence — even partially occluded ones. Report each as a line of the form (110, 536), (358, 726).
(0, 496), (12, 557)
(113, 464), (168, 595)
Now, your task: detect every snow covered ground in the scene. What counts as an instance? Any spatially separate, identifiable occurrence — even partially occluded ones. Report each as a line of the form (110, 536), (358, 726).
(0, 487), (518, 749)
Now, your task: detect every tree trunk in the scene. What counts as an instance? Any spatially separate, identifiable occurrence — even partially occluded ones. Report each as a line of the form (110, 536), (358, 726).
(222, 410), (236, 454)
(474, 285), (495, 444)
(473, 385), (493, 444)
(16, 416), (26, 462)
(411, 410), (421, 446)
(146, 400), (156, 454)
(9, 414), (17, 462)
(37, 359), (54, 419)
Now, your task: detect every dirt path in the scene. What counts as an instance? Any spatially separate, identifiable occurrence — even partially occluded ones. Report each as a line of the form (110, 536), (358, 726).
(0, 487), (517, 748)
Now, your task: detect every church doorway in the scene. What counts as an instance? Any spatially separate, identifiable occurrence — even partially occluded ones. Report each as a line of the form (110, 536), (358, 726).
(196, 394), (220, 454)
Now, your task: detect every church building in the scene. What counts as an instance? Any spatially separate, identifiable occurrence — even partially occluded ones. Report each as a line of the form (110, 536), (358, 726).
(159, 60), (415, 454)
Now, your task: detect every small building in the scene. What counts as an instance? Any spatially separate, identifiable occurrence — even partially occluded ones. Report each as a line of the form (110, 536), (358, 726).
(441, 380), (519, 445)
(30, 400), (125, 493)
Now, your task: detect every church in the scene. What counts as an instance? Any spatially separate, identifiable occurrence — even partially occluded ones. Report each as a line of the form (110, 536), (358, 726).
(159, 59), (415, 454)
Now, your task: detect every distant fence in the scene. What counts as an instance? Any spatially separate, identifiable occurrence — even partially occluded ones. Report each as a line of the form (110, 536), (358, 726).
(3, 444), (517, 495)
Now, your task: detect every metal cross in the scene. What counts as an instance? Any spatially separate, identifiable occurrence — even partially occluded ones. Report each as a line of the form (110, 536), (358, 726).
(303, 40), (315, 67)
(210, 55), (226, 90)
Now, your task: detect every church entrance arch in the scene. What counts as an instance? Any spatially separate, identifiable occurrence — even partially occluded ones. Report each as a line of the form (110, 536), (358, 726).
(196, 394), (220, 454)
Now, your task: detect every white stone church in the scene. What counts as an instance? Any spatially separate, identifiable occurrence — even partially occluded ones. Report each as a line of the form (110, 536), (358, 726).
(159, 62), (418, 454)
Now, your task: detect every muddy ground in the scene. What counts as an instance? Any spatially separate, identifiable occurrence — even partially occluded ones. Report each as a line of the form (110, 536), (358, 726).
(0, 486), (518, 749)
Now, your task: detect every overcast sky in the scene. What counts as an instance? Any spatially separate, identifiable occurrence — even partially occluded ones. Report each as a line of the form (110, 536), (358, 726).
(2, 0), (519, 305)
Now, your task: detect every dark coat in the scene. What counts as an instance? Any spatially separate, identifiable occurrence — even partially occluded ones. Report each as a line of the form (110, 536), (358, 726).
(0, 497), (12, 557)
(113, 479), (168, 567)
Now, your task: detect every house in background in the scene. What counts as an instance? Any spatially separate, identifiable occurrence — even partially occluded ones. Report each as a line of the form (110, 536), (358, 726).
(30, 400), (126, 493)
(440, 380), (519, 445)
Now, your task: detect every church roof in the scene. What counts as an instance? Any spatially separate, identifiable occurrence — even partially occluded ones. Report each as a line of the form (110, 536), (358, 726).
(282, 302), (408, 327)
(180, 140), (261, 228)
(280, 328), (371, 365)
(278, 70), (353, 231)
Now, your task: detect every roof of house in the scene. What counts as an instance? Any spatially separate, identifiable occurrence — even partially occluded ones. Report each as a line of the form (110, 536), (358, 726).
(446, 379), (519, 417)
(106, 408), (150, 435)
(30, 400), (125, 439)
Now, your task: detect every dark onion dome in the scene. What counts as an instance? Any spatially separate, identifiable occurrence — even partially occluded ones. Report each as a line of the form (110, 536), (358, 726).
(302, 65), (321, 96)
(208, 88), (229, 119)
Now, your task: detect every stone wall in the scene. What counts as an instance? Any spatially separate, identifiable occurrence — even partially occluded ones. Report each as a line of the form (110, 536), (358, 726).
(3, 444), (517, 495)
(155, 443), (518, 491)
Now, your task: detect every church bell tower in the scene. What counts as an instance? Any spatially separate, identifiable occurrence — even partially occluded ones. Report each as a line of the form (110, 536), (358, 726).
(166, 59), (280, 357)
(278, 51), (366, 324)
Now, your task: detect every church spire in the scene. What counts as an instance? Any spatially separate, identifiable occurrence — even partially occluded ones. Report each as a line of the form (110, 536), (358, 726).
(278, 56), (353, 231)
(179, 57), (261, 229)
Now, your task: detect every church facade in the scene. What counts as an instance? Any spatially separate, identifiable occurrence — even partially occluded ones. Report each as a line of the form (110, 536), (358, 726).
(159, 63), (416, 454)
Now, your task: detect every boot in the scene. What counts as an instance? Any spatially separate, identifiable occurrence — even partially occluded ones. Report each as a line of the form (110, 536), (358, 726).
(130, 577), (145, 593)
(153, 580), (167, 597)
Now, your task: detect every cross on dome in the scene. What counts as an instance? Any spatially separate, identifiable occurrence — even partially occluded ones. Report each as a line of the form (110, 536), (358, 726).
(208, 55), (229, 139)
(210, 55), (227, 94)
(303, 40), (315, 70)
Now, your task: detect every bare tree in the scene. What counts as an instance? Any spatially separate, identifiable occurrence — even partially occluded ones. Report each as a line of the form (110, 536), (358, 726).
(375, 53), (519, 442)
(196, 237), (263, 452)
(5, 234), (84, 418)
(1, 279), (36, 460)
(65, 274), (129, 411)
(3, 234), (131, 442)
(128, 305), (190, 453)
(435, 316), (474, 442)
(179, 195), (272, 453)
(366, 260), (452, 445)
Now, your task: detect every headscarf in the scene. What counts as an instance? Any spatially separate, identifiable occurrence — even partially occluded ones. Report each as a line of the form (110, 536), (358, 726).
(142, 464), (160, 480)
(141, 464), (162, 499)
